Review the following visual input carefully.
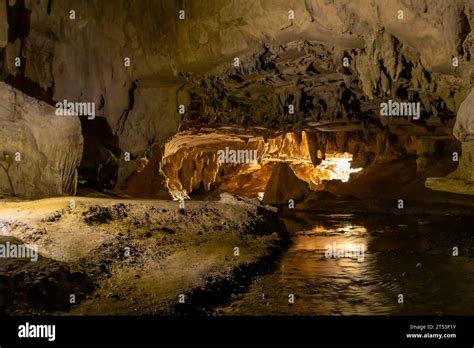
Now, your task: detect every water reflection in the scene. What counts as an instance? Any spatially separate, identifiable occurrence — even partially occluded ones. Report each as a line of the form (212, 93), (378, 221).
(219, 213), (474, 315)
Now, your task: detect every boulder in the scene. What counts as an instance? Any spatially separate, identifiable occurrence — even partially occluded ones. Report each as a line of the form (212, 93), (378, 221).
(454, 89), (474, 142)
(426, 90), (474, 195)
(0, 82), (83, 198)
(425, 141), (474, 195)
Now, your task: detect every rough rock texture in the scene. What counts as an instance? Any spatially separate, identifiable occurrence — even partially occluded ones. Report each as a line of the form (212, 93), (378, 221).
(115, 144), (171, 199)
(0, 82), (83, 198)
(454, 88), (474, 142)
(161, 132), (264, 199)
(155, 130), (364, 200)
(262, 162), (310, 205)
(426, 89), (474, 195)
(1, 0), (473, 195)
(426, 141), (474, 195)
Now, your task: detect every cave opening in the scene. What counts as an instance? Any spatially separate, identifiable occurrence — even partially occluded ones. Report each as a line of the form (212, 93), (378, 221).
(77, 117), (121, 193)
(158, 129), (363, 204)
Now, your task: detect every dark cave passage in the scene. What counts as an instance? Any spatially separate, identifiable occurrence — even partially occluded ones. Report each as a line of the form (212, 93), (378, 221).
(78, 117), (121, 192)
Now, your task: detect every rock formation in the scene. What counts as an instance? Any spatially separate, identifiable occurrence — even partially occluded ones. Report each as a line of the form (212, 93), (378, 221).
(426, 89), (474, 195)
(0, 0), (473, 198)
(262, 162), (310, 205)
(0, 82), (83, 198)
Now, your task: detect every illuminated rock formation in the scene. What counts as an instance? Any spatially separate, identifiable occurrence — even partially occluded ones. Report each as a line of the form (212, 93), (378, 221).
(155, 130), (362, 201)
(262, 162), (310, 206)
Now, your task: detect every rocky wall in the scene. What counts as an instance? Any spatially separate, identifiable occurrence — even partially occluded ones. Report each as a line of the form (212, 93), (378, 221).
(0, 82), (83, 198)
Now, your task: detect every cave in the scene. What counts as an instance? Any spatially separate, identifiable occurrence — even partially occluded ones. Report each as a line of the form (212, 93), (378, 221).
(156, 129), (362, 202)
(1, 0), (474, 328)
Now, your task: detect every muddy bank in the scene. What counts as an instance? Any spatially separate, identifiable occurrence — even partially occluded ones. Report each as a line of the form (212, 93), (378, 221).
(0, 194), (289, 315)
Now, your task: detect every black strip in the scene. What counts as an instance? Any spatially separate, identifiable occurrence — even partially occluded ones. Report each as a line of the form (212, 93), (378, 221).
(0, 316), (473, 346)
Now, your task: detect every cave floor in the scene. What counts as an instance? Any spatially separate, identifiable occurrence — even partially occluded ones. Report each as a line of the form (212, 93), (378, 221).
(2, 195), (474, 316)
(0, 195), (288, 315)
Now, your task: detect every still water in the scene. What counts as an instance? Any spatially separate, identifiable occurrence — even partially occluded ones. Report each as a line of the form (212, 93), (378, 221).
(220, 213), (474, 315)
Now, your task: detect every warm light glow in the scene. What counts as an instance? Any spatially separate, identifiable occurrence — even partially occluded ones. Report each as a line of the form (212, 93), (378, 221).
(160, 131), (363, 198)
(260, 132), (362, 188)
(267, 151), (362, 189)
(317, 152), (363, 183)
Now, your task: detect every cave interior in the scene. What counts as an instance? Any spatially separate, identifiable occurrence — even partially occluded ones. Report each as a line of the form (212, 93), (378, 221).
(0, 0), (474, 316)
